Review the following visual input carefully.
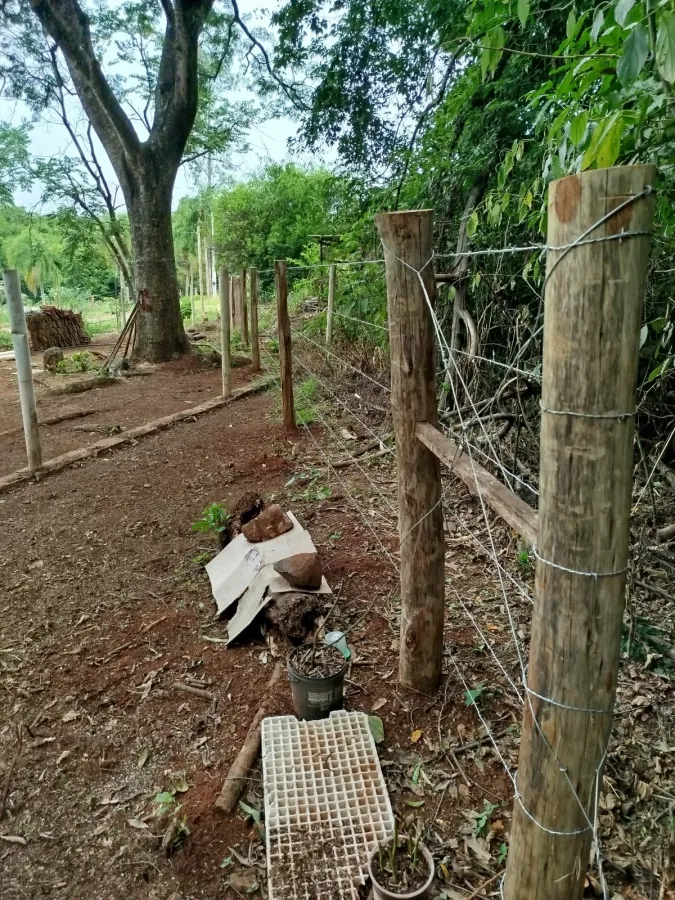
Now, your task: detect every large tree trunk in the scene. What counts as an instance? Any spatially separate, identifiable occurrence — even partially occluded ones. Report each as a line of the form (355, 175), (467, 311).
(126, 163), (188, 361)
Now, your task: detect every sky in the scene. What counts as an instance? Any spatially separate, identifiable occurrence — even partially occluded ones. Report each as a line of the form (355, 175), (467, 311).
(0, 0), (315, 211)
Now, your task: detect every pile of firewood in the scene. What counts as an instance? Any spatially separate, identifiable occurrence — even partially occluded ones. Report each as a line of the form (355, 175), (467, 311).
(26, 307), (90, 351)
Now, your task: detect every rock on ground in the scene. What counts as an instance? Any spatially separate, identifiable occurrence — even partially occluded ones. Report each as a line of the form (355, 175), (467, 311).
(274, 552), (322, 589)
(241, 503), (292, 543)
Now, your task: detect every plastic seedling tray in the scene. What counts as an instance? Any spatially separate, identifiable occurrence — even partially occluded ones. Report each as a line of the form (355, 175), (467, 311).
(261, 710), (395, 900)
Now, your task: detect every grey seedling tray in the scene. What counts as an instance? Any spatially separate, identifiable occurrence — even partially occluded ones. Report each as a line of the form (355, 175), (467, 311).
(261, 710), (395, 900)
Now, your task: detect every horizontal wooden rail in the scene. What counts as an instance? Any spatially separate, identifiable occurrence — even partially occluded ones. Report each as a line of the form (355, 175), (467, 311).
(415, 421), (538, 545)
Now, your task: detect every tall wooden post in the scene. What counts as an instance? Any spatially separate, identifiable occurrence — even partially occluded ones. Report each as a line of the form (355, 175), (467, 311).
(240, 268), (249, 345)
(4, 269), (42, 472)
(504, 166), (655, 900)
(326, 263), (336, 345)
(230, 275), (236, 329)
(250, 266), (260, 372)
(197, 223), (204, 314)
(219, 265), (231, 398)
(275, 260), (295, 432)
(375, 210), (444, 693)
(232, 277), (240, 333)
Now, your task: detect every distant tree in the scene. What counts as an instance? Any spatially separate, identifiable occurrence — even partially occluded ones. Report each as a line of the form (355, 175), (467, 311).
(0, 123), (31, 204)
(1, 1), (249, 361)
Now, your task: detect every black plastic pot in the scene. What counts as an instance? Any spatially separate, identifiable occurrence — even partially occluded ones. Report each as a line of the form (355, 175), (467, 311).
(287, 648), (347, 720)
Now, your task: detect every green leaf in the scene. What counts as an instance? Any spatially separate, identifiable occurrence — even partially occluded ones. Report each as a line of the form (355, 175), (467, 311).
(368, 715), (385, 744)
(656, 12), (675, 84)
(464, 683), (485, 706)
(466, 210), (478, 237)
(569, 111), (589, 146)
(615, 0), (636, 28)
(617, 23), (649, 87)
(480, 47), (491, 80)
(640, 325), (648, 348)
(595, 114), (624, 167)
(517, 0), (530, 28)
(405, 799), (425, 808)
(566, 8), (577, 39)
(648, 358), (671, 382)
(412, 762), (421, 784)
(591, 7), (605, 42)
(239, 800), (262, 826)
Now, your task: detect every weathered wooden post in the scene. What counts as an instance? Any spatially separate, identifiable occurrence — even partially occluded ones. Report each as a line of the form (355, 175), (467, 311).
(240, 268), (249, 345)
(326, 263), (336, 345)
(230, 275), (236, 329)
(232, 276), (240, 334)
(504, 165), (655, 900)
(4, 269), (42, 472)
(219, 265), (231, 398)
(275, 260), (295, 432)
(197, 223), (205, 318)
(375, 210), (445, 693)
(250, 267), (261, 372)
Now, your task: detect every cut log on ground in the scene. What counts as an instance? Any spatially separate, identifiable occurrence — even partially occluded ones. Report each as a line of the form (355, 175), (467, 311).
(0, 407), (98, 438)
(26, 307), (90, 351)
(214, 662), (282, 814)
(41, 376), (120, 397)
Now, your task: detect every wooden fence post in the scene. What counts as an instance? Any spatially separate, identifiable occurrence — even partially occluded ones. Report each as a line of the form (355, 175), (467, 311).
(239, 268), (249, 345)
(375, 210), (445, 694)
(219, 265), (231, 398)
(230, 276), (236, 329)
(275, 260), (295, 432)
(504, 165), (656, 900)
(250, 266), (260, 372)
(326, 263), (336, 345)
(4, 269), (42, 472)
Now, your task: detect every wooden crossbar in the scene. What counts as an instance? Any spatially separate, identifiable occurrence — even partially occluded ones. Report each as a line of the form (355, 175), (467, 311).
(415, 421), (538, 545)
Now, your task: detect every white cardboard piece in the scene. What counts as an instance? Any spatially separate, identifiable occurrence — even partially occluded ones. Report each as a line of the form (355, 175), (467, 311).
(205, 511), (331, 643)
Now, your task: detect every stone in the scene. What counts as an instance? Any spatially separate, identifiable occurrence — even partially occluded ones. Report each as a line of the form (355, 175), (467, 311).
(274, 552), (322, 589)
(241, 503), (292, 543)
(43, 346), (64, 372)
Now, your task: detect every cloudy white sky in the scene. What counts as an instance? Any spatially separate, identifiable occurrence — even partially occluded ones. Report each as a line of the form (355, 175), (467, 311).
(0, 0), (316, 211)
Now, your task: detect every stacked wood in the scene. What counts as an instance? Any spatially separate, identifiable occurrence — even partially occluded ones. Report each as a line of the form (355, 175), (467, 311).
(26, 307), (90, 351)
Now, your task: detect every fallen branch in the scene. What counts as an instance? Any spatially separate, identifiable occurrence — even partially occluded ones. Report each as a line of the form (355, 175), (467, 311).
(0, 724), (23, 822)
(657, 523), (675, 543)
(0, 407), (98, 438)
(214, 662), (283, 814)
(634, 579), (675, 605)
(173, 682), (215, 701)
(42, 376), (120, 397)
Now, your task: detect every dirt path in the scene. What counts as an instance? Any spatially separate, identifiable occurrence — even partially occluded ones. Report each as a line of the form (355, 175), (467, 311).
(1, 350), (670, 899)
(0, 342), (251, 477)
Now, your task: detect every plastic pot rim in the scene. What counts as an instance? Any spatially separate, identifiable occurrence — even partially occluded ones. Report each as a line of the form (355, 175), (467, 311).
(367, 842), (435, 900)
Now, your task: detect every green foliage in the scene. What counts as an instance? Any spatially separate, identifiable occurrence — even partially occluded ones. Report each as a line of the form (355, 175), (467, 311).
(191, 503), (232, 536)
(55, 351), (96, 375)
(473, 800), (499, 836)
(294, 376), (322, 426)
(0, 123), (30, 204)
(180, 298), (193, 321)
(464, 683), (486, 706)
(0, 331), (12, 349)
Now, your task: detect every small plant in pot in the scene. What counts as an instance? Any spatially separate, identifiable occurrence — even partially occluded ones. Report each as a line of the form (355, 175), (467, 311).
(368, 821), (435, 900)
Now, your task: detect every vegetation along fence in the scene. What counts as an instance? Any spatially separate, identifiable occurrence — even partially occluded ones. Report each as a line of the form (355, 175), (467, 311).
(214, 163), (657, 900)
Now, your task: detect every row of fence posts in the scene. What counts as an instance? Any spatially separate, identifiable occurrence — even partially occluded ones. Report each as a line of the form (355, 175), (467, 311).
(2, 163), (656, 899)
(271, 164), (656, 900)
